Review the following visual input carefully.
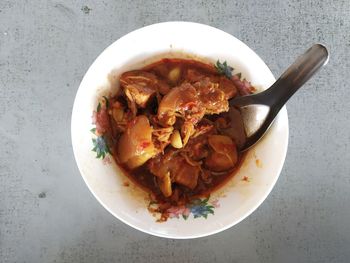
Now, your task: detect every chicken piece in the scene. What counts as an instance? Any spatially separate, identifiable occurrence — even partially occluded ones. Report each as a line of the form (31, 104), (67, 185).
(117, 115), (157, 169)
(185, 69), (207, 83)
(183, 122), (215, 161)
(152, 126), (173, 152)
(187, 68), (237, 100)
(109, 101), (134, 133)
(173, 161), (200, 189)
(120, 71), (170, 114)
(193, 77), (229, 115)
(148, 150), (201, 192)
(192, 122), (215, 138)
(157, 83), (205, 127)
(188, 140), (209, 161)
(148, 149), (178, 179)
(205, 135), (238, 172)
(152, 126), (174, 143)
(157, 78), (228, 146)
(219, 76), (238, 99)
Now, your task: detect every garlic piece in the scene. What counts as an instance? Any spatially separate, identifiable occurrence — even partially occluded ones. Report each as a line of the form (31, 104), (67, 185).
(170, 130), (183, 149)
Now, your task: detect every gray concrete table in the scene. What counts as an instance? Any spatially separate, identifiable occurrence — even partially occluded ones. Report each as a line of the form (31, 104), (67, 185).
(1, 0), (349, 262)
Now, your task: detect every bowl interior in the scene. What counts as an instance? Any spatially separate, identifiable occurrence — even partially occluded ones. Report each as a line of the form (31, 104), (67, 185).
(71, 22), (288, 239)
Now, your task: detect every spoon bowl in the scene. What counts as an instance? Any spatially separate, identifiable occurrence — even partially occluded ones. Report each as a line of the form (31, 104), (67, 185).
(230, 44), (329, 151)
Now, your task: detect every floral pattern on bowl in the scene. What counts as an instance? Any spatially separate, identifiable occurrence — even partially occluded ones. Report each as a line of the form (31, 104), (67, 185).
(168, 197), (220, 220)
(71, 22), (289, 238)
(148, 196), (221, 222)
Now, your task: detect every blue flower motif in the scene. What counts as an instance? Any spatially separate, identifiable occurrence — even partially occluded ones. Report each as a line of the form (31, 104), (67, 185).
(187, 197), (215, 219)
(92, 136), (110, 159)
(190, 205), (214, 219)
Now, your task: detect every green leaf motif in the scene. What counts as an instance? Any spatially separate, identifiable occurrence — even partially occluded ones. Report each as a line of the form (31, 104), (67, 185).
(102, 96), (109, 108)
(91, 136), (110, 159)
(97, 102), (101, 112)
(215, 60), (234, 79)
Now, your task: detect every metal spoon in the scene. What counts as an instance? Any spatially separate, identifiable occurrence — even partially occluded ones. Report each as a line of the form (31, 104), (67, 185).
(229, 44), (329, 151)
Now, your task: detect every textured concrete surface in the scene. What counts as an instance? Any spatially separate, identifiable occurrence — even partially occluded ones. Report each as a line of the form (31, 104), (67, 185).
(1, 0), (349, 262)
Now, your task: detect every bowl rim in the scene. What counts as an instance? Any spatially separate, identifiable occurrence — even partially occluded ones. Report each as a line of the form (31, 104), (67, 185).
(71, 21), (289, 239)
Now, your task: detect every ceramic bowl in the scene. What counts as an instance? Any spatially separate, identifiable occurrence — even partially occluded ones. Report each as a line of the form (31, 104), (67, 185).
(71, 22), (288, 239)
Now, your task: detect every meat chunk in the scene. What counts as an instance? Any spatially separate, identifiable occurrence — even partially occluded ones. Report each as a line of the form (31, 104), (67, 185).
(152, 126), (174, 152)
(148, 150), (200, 190)
(173, 161), (200, 189)
(157, 79), (230, 146)
(109, 101), (135, 133)
(157, 83), (205, 127)
(120, 71), (170, 114)
(193, 77), (229, 115)
(183, 122), (215, 161)
(185, 69), (208, 83)
(205, 135), (238, 172)
(99, 58), (251, 205)
(219, 76), (237, 99)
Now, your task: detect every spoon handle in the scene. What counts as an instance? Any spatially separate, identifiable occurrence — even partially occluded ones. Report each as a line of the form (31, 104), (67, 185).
(260, 44), (329, 109)
(231, 44), (329, 151)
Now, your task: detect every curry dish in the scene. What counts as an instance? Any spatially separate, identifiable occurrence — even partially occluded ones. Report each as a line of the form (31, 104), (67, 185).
(93, 58), (255, 209)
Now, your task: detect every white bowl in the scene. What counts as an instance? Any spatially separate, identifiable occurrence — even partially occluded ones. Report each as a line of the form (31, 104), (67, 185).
(71, 22), (288, 239)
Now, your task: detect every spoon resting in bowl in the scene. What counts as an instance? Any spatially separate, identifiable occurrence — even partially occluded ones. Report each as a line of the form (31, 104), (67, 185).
(229, 44), (329, 152)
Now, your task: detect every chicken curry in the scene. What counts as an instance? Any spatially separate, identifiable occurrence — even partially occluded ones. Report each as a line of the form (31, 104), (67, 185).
(92, 58), (255, 210)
